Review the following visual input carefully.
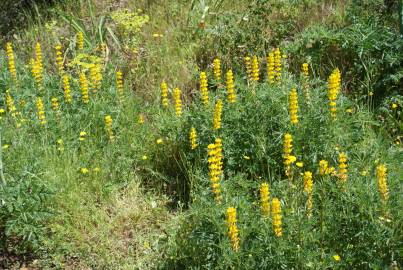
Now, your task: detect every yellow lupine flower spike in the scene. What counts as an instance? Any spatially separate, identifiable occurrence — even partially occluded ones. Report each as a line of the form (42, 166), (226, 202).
(77, 31), (84, 50)
(55, 45), (64, 74)
(327, 68), (341, 119)
(271, 198), (282, 237)
(173, 88), (182, 117)
(303, 171), (313, 218)
(199, 72), (209, 105)
(226, 207), (240, 251)
(161, 81), (169, 107)
(244, 56), (252, 81)
(226, 69), (236, 103)
(260, 183), (270, 217)
(213, 58), (221, 81)
(376, 164), (389, 202)
(274, 48), (282, 82)
(6, 42), (18, 84)
(36, 97), (47, 125)
(79, 73), (89, 104)
(251, 55), (259, 82)
(289, 89), (299, 124)
(338, 152), (348, 183)
(116, 70), (124, 102)
(62, 75), (72, 104)
(104, 115), (115, 142)
(213, 99), (223, 130)
(189, 127), (198, 150)
(267, 53), (275, 83)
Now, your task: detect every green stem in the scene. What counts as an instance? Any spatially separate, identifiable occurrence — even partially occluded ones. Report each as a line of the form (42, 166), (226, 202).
(0, 131), (6, 186)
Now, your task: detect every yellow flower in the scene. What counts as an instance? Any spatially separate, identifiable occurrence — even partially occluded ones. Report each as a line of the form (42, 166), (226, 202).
(35, 97), (47, 125)
(376, 164), (389, 202)
(346, 108), (353, 113)
(93, 167), (101, 173)
(226, 207), (240, 251)
(6, 42), (18, 84)
(274, 48), (282, 82)
(213, 99), (223, 130)
(55, 44), (64, 74)
(79, 131), (87, 141)
(173, 88), (182, 117)
(226, 69), (236, 103)
(369, 91), (373, 96)
(303, 171), (313, 217)
(213, 58), (221, 81)
(62, 75), (73, 104)
(260, 183), (270, 217)
(391, 103), (398, 109)
(360, 170), (368, 176)
(160, 81), (169, 107)
(77, 31), (84, 50)
(0, 109), (5, 114)
(243, 155), (250, 160)
(104, 115), (114, 142)
(79, 73), (90, 104)
(332, 255), (341, 262)
(207, 138), (223, 202)
(271, 198), (282, 237)
(327, 68), (341, 119)
(189, 127), (198, 150)
(244, 56), (252, 81)
(289, 89), (299, 124)
(138, 114), (145, 124)
(142, 155), (148, 160)
(338, 152), (348, 183)
(251, 55), (259, 82)
(116, 70), (124, 102)
(296, 162), (304, 168)
(301, 63), (309, 77)
(156, 138), (163, 144)
(2, 144), (10, 150)
(199, 72), (209, 105)
(267, 53), (275, 83)
(80, 167), (89, 174)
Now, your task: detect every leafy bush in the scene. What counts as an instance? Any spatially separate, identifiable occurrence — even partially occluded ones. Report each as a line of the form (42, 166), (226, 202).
(0, 175), (53, 256)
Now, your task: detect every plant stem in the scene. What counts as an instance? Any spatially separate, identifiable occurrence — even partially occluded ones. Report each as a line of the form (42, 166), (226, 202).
(0, 131), (6, 186)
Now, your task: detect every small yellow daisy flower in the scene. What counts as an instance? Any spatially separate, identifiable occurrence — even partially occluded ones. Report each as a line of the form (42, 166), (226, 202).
(332, 255), (341, 262)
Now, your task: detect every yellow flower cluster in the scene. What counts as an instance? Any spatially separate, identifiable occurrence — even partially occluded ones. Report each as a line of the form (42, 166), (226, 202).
(301, 63), (310, 101)
(251, 55), (259, 82)
(55, 45), (64, 74)
(30, 58), (43, 91)
(79, 73), (89, 104)
(274, 48), (282, 82)
(283, 133), (296, 176)
(338, 152), (348, 183)
(116, 70), (124, 101)
(267, 52), (275, 83)
(244, 56), (252, 81)
(160, 81), (169, 107)
(77, 31), (84, 50)
(207, 138), (223, 202)
(62, 75), (72, 104)
(226, 70), (236, 103)
(301, 63), (309, 77)
(271, 198), (282, 237)
(138, 114), (145, 124)
(199, 72), (209, 105)
(303, 171), (313, 217)
(79, 131), (87, 141)
(104, 115), (114, 142)
(90, 64), (102, 93)
(319, 160), (336, 176)
(213, 99), (223, 130)
(189, 127), (198, 150)
(260, 182), (270, 217)
(376, 164), (389, 202)
(328, 68), (341, 119)
(36, 97), (46, 125)
(6, 42), (17, 84)
(5, 90), (17, 118)
(173, 88), (182, 117)
(51, 97), (60, 115)
(213, 58), (221, 81)
(289, 88), (299, 124)
(35, 43), (43, 72)
(226, 207), (240, 251)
